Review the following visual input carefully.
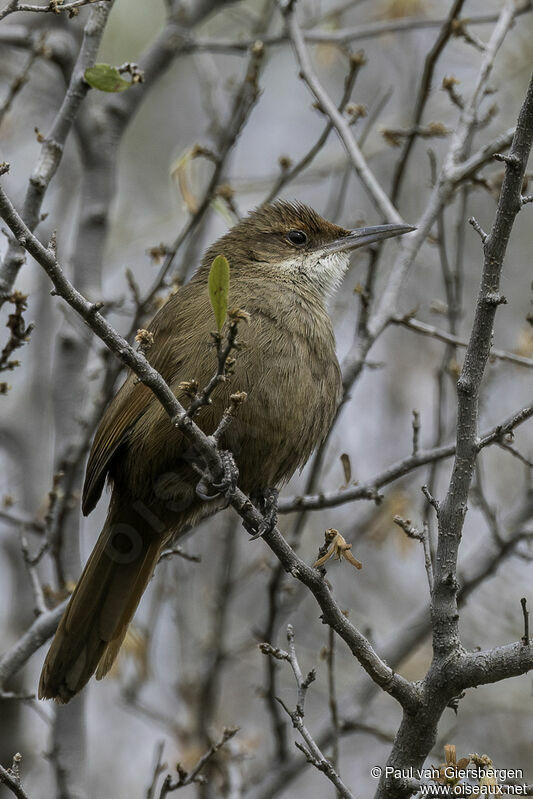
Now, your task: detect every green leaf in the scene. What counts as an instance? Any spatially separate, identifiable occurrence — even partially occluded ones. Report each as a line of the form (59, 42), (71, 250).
(208, 255), (230, 331)
(84, 64), (131, 93)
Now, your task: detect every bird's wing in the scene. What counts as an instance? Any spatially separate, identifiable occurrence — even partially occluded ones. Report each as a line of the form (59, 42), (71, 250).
(81, 289), (195, 516)
(82, 375), (151, 515)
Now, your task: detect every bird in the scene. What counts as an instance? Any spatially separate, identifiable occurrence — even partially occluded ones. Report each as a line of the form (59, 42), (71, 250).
(39, 200), (413, 702)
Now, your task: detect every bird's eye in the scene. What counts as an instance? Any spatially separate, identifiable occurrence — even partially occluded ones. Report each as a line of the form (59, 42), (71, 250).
(287, 229), (308, 246)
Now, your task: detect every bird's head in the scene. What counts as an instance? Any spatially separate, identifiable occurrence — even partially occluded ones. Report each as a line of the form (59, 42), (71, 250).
(201, 201), (414, 295)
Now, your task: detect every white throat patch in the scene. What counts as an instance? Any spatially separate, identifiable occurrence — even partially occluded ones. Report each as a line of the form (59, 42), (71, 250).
(277, 251), (350, 296)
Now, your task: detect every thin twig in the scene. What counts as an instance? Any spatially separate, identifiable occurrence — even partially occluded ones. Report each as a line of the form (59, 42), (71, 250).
(411, 410), (420, 456)
(520, 598), (530, 646)
(281, 0), (404, 224)
(158, 727), (239, 796)
(187, 6), (533, 52)
(277, 400), (533, 514)
(263, 625), (356, 799)
(0, 509), (45, 534)
(157, 546), (201, 564)
(375, 59), (533, 799)
(0, 35), (44, 126)
(390, 0), (467, 204)
(392, 315), (533, 369)
(145, 742), (166, 799)
(18, 531), (48, 616)
(326, 626), (340, 790)
(264, 50), (365, 204)
(497, 441), (533, 469)
(129, 42), (265, 327)
(0, 0), (108, 20)
(0, 755), (28, 799)
(0, 1), (114, 305)
(186, 314), (245, 417)
(393, 516), (434, 592)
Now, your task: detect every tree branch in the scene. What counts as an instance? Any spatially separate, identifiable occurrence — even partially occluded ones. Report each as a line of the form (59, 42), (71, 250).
(0, 0), (114, 305)
(374, 65), (533, 799)
(280, 0), (404, 224)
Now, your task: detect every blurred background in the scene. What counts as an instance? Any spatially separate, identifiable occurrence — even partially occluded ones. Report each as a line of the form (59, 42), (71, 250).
(1, 0), (533, 796)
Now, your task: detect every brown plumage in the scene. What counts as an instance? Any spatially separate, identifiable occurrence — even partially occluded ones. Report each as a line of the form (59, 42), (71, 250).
(39, 201), (413, 702)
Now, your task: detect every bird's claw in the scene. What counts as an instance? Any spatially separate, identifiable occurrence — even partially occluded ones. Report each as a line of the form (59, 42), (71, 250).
(195, 450), (239, 502)
(247, 487), (279, 540)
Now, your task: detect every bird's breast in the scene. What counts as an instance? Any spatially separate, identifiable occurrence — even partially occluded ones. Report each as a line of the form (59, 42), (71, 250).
(221, 298), (342, 491)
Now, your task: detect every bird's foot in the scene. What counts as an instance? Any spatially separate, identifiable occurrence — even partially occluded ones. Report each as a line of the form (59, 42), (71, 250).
(195, 450), (239, 501)
(213, 450), (240, 498)
(247, 487), (279, 540)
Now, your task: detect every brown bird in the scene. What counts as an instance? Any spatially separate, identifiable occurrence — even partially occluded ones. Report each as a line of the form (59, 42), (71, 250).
(39, 201), (413, 702)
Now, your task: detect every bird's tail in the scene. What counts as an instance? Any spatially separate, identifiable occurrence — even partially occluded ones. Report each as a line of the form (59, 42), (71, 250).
(39, 502), (162, 703)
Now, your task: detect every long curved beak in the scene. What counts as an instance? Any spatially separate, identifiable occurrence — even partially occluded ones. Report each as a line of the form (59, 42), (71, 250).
(325, 223), (416, 254)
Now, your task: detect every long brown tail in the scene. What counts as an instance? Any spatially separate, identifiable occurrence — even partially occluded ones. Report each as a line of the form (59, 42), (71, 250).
(39, 502), (162, 703)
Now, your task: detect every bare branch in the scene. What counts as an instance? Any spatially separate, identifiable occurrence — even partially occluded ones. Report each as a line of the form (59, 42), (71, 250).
(374, 64), (533, 799)
(367, 0), (520, 344)
(0, 603), (66, 693)
(392, 315), (533, 369)
(0, 1), (114, 305)
(411, 409), (420, 456)
(18, 530), (48, 616)
(0, 755), (28, 799)
(393, 517), (433, 592)
(278, 400), (533, 514)
(434, 70), (533, 657)
(280, 0), (404, 224)
(0, 0), (109, 21)
(262, 625), (356, 799)
(187, 5), (533, 53)
(158, 727), (239, 796)
(125, 41), (264, 324)
(264, 50), (366, 204)
(0, 509), (45, 534)
(0, 291), (34, 376)
(390, 0), (466, 203)
(0, 33), (45, 126)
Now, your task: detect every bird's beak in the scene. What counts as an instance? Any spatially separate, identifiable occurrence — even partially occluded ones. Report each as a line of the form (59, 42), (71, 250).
(325, 223), (416, 255)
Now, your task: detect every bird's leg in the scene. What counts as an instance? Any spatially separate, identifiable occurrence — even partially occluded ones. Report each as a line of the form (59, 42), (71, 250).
(195, 450), (239, 501)
(246, 487), (279, 540)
